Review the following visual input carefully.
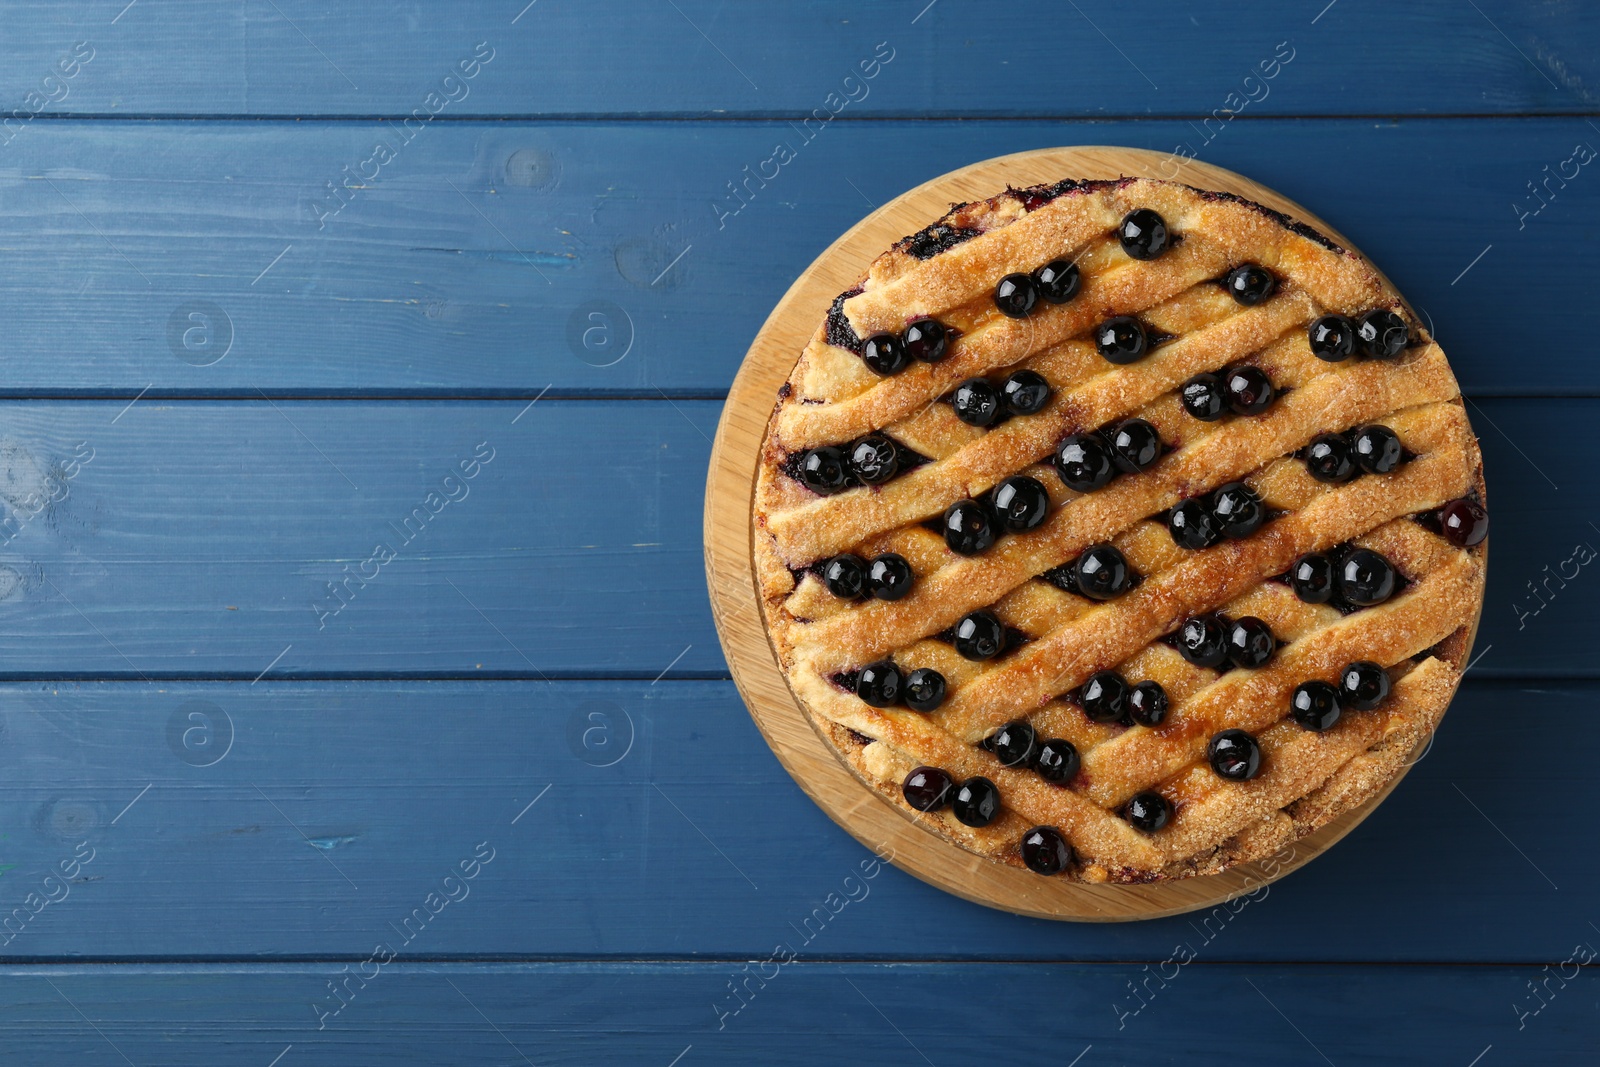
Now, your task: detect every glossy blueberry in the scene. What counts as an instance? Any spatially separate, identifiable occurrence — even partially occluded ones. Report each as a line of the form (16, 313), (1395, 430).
(952, 777), (1002, 827)
(1351, 425), (1403, 475)
(1225, 366), (1276, 416)
(868, 554), (914, 601)
(902, 317), (949, 363)
(1108, 418), (1163, 474)
(942, 499), (997, 556)
(1439, 498), (1489, 548)
(1357, 308), (1408, 359)
(1095, 316), (1149, 365)
(1035, 738), (1081, 783)
(903, 668), (947, 713)
(1225, 264), (1277, 306)
(1337, 548), (1398, 607)
(992, 475), (1051, 533)
(1288, 552), (1335, 604)
(1080, 670), (1128, 724)
(855, 661), (902, 707)
(1021, 826), (1074, 875)
(953, 610), (1006, 661)
(1033, 259), (1081, 304)
(1055, 434), (1117, 492)
(1211, 482), (1264, 539)
(1208, 729), (1262, 781)
(1227, 616), (1276, 669)
(1168, 498), (1222, 550)
(1304, 433), (1357, 483)
(1290, 680), (1342, 732)
(902, 766), (953, 811)
(1124, 791), (1172, 832)
(821, 554), (866, 598)
(861, 333), (909, 375)
(1339, 660), (1391, 711)
(952, 378), (1003, 427)
(1180, 372), (1228, 422)
(1176, 615), (1230, 669)
(994, 273), (1038, 319)
(1309, 314), (1356, 362)
(1001, 369), (1052, 415)
(798, 446), (849, 494)
(1119, 208), (1170, 260)
(1128, 681), (1169, 727)
(1075, 544), (1134, 600)
(848, 434), (899, 485)
(988, 720), (1039, 768)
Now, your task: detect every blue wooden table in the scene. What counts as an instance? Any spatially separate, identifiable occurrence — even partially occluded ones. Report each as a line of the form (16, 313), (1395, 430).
(0, 2), (1595, 1062)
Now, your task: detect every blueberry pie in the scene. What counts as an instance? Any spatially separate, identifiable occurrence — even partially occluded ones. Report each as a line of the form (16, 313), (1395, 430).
(753, 177), (1487, 882)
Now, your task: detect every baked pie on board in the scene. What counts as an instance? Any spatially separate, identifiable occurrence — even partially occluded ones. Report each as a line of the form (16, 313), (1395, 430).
(705, 147), (1486, 920)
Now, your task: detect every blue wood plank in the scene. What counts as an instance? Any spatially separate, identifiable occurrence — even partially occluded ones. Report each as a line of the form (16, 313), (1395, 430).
(0, 119), (1589, 396)
(0, 961), (1590, 1064)
(0, 678), (1590, 962)
(0, 1), (1594, 117)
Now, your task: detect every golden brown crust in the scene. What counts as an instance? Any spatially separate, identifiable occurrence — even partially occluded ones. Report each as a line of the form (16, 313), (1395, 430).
(752, 177), (1487, 883)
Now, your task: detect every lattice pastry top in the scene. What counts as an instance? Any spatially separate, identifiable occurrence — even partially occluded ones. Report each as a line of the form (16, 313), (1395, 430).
(753, 177), (1488, 883)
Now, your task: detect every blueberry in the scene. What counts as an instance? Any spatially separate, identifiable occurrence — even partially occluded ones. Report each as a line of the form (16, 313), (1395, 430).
(868, 554), (914, 601)
(1289, 552), (1335, 604)
(1119, 208), (1170, 260)
(1351, 425), (1403, 475)
(849, 434), (899, 485)
(1211, 482), (1264, 539)
(798, 446), (848, 494)
(988, 721), (1039, 768)
(1208, 730), (1262, 780)
(1128, 681), (1169, 726)
(1226, 616), (1276, 669)
(1035, 739), (1080, 782)
(861, 333), (909, 375)
(942, 499), (996, 556)
(903, 766), (954, 811)
(1033, 259), (1081, 304)
(1225, 264), (1276, 306)
(1001, 370), (1052, 415)
(1074, 544), (1134, 600)
(1290, 680), (1342, 731)
(1337, 548), (1397, 607)
(855, 661), (901, 707)
(1304, 433), (1357, 483)
(994, 273), (1038, 318)
(902, 318), (949, 363)
(821, 554), (866, 598)
(1055, 433), (1117, 492)
(1439, 498), (1489, 548)
(953, 610), (1006, 660)
(904, 668), (947, 713)
(1021, 826), (1073, 875)
(1108, 418), (1163, 473)
(1180, 372), (1228, 421)
(953, 378), (1003, 427)
(1095, 316), (1149, 364)
(952, 777), (1002, 827)
(1168, 498), (1222, 550)
(1225, 366), (1276, 416)
(1176, 615), (1229, 668)
(1309, 315), (1356, 362)
(992, 475), (1051, 533)
(1080, 670), (1128, 723)
(1357, 309), (1408, 359)
(1339, 660), (1391, 711)
(1124, 791), (1171, 832)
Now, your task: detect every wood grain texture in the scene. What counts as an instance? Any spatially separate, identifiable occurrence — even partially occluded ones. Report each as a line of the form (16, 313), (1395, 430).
(707, 147), (1484, 920)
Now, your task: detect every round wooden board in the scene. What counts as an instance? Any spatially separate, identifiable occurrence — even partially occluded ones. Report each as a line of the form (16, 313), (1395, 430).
(704, 146), (1474, 921)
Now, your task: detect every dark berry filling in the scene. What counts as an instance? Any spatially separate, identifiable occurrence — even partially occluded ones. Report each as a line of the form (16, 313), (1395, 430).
(900, 222), (982, 260)
(826, 287), (865, 353)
